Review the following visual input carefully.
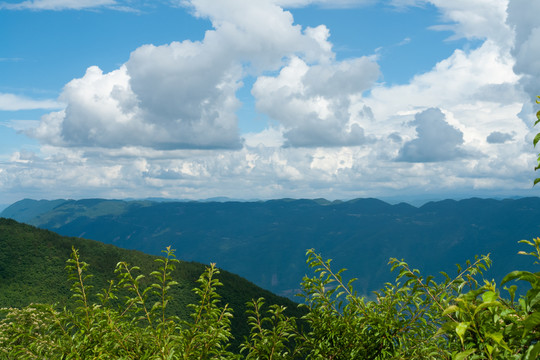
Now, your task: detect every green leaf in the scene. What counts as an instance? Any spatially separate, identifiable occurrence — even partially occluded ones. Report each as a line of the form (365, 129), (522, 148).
(534, 132), (540, 147)
(455, 322), (469, 345)
(527, 289), (540, 310)
(525, 341), (540, 360)
(523, 312), (540, 331)
(455, 348), (476, 360)
(486, 332), (502, 344)
(474, 301), (502, 316)
(482, 291), (496, 303)
(501, 270), (538, 286)
(505, 285), (517, 304)
(443, 305), (460, 316)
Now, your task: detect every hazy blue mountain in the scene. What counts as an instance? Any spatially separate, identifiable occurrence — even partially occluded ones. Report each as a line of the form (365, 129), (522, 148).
(0, 198), (68, 223)
(3, 197), (539, 298)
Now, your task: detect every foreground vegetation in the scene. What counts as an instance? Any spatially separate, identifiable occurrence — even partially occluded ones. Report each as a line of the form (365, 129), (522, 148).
(0, 218), (304, 352)
(1, 236), (539, 359)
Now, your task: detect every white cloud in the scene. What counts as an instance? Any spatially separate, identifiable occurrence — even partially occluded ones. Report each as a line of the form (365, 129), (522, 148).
(363, 40), (520, 131)
(29, 64), (242, 149)
(126, 43), (245, 149)
(252, 56), (380, 147)
(243, 127), (285, 148)
(30, 0), (335, 150)
(4, 0), (539, 203)
(429, 0), (511, 44)
(0, 93), (62, 111)
(1, 119), (40, 132)
(390, 0), (512, 45)
(348, 15), (531, 191)
(183, 0), (333, 68)
(397, 108), (466, 162)
(486, 131), (513, 144)
(507, 0), (540, 100)
(0, 0), (117, 10)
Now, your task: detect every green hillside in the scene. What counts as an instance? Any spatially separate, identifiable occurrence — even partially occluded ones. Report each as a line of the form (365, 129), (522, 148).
(0, 218), (304, 351)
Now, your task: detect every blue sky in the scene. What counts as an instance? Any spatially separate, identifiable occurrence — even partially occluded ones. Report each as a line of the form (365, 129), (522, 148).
(0, 0), (539, 205)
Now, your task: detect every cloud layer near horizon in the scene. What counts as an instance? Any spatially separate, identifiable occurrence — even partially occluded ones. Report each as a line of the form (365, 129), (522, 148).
(1, 0), (540, 202)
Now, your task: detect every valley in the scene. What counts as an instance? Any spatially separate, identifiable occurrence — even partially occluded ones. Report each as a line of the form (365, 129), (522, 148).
(3, 197), (538, 298)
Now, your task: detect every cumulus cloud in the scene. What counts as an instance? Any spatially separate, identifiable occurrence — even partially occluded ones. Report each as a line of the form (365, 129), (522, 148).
(183, 0), (333, 68)
(252, 56), (379, 147)
(365, 40), (518, 119)
(4, 0), (538, 203)
(243, 127), (285, 148)
(486, 131), (513, 144)
(29, 0), (338, 150)
(390, 0), (512, 43)
(283, 123), (371, 148)
(397, 108), (466, 162)
(359, 38), (524, 165)
(0, 93), (62, 111)
(28, 64), (242, 149)
(507, 0), (540, 101)
(126, 41), (245, 149)
(429, 0), (512, 45)
(474, 83), (522, 104)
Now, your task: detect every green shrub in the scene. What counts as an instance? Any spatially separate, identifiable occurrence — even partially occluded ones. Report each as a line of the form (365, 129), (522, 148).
(1, 238), (538, 359)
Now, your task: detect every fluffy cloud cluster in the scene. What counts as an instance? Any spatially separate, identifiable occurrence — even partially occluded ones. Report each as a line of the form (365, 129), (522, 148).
(397, 108), (466, 162)
(252, 56), (379, 147)
(429, 0), (512, 45)
(30, 0), (343, 150)
(507, 0), (540, 102)
(31, 61), (243, 149)
(2, 0), (539, 202)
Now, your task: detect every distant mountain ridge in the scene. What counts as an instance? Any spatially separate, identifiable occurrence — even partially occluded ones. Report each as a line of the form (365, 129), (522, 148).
(3, 197), (539, 298)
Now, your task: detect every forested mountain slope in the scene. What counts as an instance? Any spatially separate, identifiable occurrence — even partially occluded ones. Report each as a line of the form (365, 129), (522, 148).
(3, 197), (539, 297)
(0, 218), (303, 350)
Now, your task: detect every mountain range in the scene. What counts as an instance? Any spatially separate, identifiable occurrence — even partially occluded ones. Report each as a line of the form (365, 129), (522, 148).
(3, 197), (539, 298)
